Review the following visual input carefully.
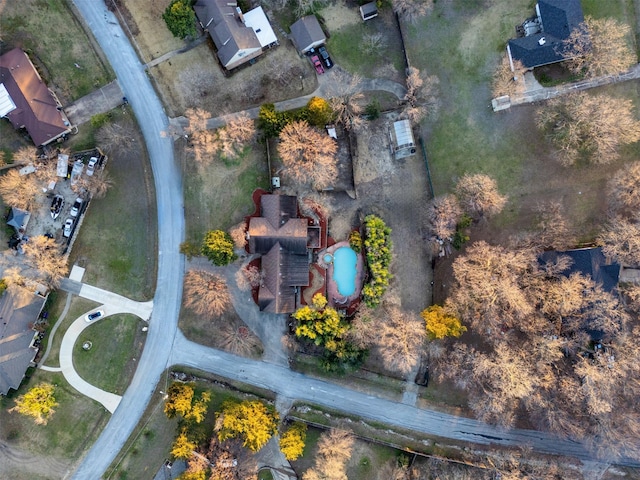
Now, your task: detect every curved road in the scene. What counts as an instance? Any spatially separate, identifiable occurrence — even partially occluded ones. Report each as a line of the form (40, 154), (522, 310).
(69, 2), (633, 477)
(71, 1), (184, 478)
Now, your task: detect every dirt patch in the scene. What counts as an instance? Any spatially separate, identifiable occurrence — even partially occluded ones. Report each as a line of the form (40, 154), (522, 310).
(321, 2), (361, 30)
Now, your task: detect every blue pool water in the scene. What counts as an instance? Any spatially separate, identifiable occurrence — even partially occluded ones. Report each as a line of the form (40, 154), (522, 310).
(332, 247), (357, 297)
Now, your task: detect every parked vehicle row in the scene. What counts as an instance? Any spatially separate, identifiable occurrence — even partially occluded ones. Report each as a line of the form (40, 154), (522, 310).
(307, 44), (334, 75)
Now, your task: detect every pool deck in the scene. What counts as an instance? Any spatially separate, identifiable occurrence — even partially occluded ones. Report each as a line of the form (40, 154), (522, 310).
(320, 241), (364, 309)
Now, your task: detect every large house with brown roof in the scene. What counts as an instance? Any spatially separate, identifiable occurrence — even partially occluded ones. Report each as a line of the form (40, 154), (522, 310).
(194, 0), (277, 70)
(247, 194), (320, 314)
(0, 285), (47, 395)
(0, 48), (71, 146)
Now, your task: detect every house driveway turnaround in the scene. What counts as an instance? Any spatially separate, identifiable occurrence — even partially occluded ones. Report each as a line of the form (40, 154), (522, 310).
(42, 280), (153, 413)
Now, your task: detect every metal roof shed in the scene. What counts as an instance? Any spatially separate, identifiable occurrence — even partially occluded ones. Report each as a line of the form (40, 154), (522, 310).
(360, 2), (378, 21)
(389, 119), (416, 159)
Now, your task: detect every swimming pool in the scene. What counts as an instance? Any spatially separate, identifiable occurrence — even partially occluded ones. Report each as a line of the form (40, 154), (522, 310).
(332, 246), (357, 297)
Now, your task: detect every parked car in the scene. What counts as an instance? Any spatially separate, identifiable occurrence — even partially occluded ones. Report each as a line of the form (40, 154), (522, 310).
(50, 194), (64, 220)
(63, 218), (74, 238)
(85, 310), (104, 322)
(311, 55), (324, 75)
(318, 46), (333, 69)
(70, 197), (83, 217)
(87, 156), (98, 176)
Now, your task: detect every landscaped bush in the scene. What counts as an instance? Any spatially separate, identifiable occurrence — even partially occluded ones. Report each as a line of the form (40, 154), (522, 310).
(162, 0), (197, 39)
(201, 230), (237, 266)
(293, 293), (366, 372)
(362, 215), (392, 308)
(348, 230), (362, 252)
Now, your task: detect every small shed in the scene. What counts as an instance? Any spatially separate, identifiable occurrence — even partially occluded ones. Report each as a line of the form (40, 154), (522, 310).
(389, 119), (416, 159)
(290, 15), (326, 54)
(359, 2), (378, 21)
(7, 207), (30, 233)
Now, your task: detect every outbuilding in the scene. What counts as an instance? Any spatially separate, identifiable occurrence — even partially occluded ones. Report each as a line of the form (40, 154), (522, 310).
(389, 119), (416, 159)
(359, 2), (378, 21)
(290, 15), (326, 55)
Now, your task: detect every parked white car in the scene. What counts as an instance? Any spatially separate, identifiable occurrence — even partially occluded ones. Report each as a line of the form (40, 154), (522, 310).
(87, 156), (98, 176)
(70, 197), (83, 217)
(63, 218), (74, 238)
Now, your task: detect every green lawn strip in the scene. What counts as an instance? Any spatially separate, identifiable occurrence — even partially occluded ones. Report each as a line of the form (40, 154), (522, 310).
(183, 145), (269, 243)
(0, 0), (112, 102)
(73, 314), (146, 395)
(0, 370), (110, 460)
(41, 297), (100, 369)
(347, 441), (397, 480)
(108, 372), (272, 479)
(69, 113), (157, 301)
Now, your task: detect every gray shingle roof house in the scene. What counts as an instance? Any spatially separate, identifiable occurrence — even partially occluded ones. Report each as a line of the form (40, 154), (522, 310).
(248, 194), (313, 314)
(0, 48), (71, 146)
(290, 15), (326, 54)
(194, 0), (277, 70)
(507, 0), (584, 70)
(0, 285), (47, 395)
(539, 247), (620, 340)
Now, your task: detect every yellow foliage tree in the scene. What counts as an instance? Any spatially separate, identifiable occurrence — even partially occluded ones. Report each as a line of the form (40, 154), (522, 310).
(164, 383), (195, 418)
(9, 382), (58, 425)
(421, 305), (466, 340)
(217, 400), (279, 452)
(185, 391), (211, 424)
(279, 422), (307, 461)
(171, 428), (196, 459)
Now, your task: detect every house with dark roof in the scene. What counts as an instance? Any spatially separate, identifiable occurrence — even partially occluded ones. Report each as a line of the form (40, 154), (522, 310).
(539, 247), (620, 339)
(0, 285), (47, 395)
(290, 15), (326, 55)
(247, 194), (320, 314)
(0, 48), (72, 146)
(507, 0), (584, 70)
(194, 0), (278, 70)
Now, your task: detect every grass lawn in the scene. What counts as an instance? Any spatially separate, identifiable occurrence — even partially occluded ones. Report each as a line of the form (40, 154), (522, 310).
(182, 143), (269, 243)
(0, 370), (110, 465)
(326, 9), (405, 81)
(0, 0), (112, 103)
(69, 111), (158, 301)
(405, 0), (640, 239)
(73, 314), (146, 395)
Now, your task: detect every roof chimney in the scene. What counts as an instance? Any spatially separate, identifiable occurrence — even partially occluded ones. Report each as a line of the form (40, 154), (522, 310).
(236, 6), (245, 24)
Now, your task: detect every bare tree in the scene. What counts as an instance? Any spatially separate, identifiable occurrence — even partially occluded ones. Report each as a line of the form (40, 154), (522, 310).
(0, 169), (41, 210)
(361, 33), (387, 57)
(229, 222), (247, 250)
(401, 66), (440, 123)
(96, 121), (137, 157)
(22, 235), (69, 286)
(454, 173), (507, 219)
(536, 92), (640, 166)
(183, 269), (231, 317)
(345, 305), (378, 349)
(393, 0), (433, 24)
(377, 306), (426, 375)
(12, 146), (37, 165)
(184, 107), (210, 134)
(599, 215), (640, 266)
(190, 129), (219, 167)
(425, 194), (462, 241)
(327, 71), (364, 131)
(492, 55), (526, 98)
(277, 120), (338, 189)
(235, 263), (262, 292)
(219, 322), (261, 357)
(304, 428), (354, 480)
(531, 201), (574, 251)
(607, 161), (640, 216)
(562, 16), (636, 78)
(217, 112), (257, 160)
(73, 169), (113, 199)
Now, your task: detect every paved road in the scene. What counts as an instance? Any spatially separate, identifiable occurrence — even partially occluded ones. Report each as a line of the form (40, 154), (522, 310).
(70, 2), (184, 478)
(170, 333), (640, 467)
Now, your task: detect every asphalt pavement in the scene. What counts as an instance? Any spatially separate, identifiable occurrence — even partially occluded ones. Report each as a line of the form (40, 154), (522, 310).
(70, 2), (184, 478)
